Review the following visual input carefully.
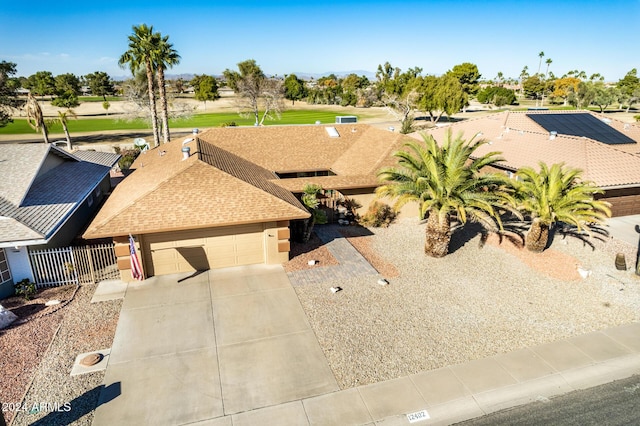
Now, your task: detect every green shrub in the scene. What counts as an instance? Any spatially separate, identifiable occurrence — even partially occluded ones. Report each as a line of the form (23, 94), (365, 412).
(117, 147), (141, 170)
(359, 201), (397, 227)
(14, 278), (37, 300)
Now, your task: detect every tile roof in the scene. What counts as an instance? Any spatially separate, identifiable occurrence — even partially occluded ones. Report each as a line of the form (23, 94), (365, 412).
(420, 111), (640, 189)
(83, 138), (311, 239)
(0, 144), (113, 245)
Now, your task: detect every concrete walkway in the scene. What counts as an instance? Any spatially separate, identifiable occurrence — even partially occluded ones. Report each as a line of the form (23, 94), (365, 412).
(93, 234), (640, 425)
(607, 214), (640, 247)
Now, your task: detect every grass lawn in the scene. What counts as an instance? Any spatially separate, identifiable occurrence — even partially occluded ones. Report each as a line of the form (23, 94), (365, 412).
(0, 109), (361, 135)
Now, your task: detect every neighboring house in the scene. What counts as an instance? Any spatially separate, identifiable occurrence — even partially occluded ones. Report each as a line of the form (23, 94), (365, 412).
(0, 144), (120, 298)
(83, 124), (412, 280)
(421, 110), (640, 217)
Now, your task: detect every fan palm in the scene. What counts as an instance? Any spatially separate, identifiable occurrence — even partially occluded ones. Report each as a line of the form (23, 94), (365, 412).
(377, 130), (519, 257)
(151, 32), (180, 144)
(53, 109), (77, 150)
(25, 93), (49, 143)
(119, 24), (160, 147)
(516, 162), (611, 252)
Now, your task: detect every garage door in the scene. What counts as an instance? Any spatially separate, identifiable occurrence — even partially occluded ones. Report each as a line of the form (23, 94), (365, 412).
(144, 224), (265, 276)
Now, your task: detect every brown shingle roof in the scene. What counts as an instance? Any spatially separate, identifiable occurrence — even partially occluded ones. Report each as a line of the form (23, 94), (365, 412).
(83, 138), (309, 239)
(197, 123), (410, 174)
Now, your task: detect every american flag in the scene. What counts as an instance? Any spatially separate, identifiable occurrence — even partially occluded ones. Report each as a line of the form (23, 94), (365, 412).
(129, 234), (143, 281)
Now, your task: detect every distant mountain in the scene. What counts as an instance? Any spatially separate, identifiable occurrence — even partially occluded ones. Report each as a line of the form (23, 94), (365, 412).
(111, 71), (376, 82)
(289, 70), (376, 80)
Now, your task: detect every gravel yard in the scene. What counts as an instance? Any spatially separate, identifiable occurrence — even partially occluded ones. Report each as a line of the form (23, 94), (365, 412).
(293, 218), (640, 389)
(2, 283), (121, 426)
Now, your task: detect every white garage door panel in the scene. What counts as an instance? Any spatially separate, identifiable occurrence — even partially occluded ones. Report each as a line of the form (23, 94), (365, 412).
(146, 224), (265, 276)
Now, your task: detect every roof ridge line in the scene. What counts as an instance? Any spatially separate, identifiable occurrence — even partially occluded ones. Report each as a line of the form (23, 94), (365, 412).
(88, 160), (200, 233)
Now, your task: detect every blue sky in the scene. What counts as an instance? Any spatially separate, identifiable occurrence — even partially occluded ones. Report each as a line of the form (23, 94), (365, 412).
(2, 0), (638, 81)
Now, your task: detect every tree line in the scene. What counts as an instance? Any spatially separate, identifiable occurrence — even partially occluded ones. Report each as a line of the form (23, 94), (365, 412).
(2, 38), (640, 144)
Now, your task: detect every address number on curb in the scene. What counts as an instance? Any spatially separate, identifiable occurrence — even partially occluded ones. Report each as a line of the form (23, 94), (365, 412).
(407, 409), (430, 423)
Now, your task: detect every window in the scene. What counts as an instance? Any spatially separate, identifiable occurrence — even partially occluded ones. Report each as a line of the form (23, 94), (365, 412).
(0, 248), (12, 285)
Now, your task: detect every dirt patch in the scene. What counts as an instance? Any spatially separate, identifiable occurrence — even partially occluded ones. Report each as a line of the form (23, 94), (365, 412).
(284, 232), (339, 272)
(337, 225), (400, 278)
(485, 233), (581, 281)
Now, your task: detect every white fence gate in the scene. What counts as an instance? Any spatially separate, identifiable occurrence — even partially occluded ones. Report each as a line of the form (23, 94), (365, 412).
(28, 244), (118, 288)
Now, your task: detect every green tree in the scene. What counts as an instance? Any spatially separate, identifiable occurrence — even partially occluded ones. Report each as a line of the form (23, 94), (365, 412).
(377, 130), (518, 257)
(84, 71), (116, 101)
(446, 62), (481, 99)
(476, 86), (516, 106)
(284, 74), (307, 105)
(523, 75), (544, 99)
(592, 82), (618, 112)
(24, 71), (56, 97)
(0, 61), (23, 127)
(223, 59), (284, 125)
(54, 73), (81, 95)
(568, 81), (596, 109)
(151, 31), (180, 144)
(191, 74), (220, 109)
(617, 68), (640, 112)
(119, 24), (161, 147)
(516, 163), (611, 252)
(25, 92), (49, 143)
(375, 62), (422, 133)
(436, 74), (467, 118)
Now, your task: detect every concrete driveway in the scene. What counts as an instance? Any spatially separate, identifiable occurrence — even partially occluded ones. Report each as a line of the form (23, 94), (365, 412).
(93, 264), (338, 425)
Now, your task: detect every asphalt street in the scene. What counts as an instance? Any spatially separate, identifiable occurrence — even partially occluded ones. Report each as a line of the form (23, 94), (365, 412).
(457, 375), (640, 426)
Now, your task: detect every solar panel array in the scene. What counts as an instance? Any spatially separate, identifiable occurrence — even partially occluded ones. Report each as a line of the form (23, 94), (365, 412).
(526, 113), (636, 145)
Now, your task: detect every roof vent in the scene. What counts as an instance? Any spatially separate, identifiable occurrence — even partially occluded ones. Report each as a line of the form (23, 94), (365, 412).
(325, 127), (340, 138)
(181, 146), (191, 160)
(549, 131), (557, 140)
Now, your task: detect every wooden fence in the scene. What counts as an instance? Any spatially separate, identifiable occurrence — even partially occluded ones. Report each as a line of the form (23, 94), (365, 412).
(28, 243), (118, 288)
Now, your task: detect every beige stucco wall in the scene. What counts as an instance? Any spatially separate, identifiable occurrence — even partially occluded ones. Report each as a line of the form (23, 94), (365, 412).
(340, 188), (421, 219)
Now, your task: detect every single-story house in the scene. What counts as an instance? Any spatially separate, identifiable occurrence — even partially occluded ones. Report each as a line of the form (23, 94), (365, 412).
(83, 124), (413, 280)
(0, 144), (120, 298)
(421, 110), (640, 217)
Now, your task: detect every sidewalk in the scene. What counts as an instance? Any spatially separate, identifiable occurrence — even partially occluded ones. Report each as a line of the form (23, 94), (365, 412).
(222, 322), (640, 425)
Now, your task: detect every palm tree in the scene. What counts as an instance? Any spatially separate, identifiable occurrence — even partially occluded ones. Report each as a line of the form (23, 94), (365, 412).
(516, 163), (611, 252)
(299, 184), (327, 242)
(377, 130), (519, 258)
(152, 32), (180, 144)
(545, 58), (553, 79)
(537, 51), (545, 75)
(53, 109), (77, 150)
(25, 93), (49, 143)
(119, 24), (160, 147)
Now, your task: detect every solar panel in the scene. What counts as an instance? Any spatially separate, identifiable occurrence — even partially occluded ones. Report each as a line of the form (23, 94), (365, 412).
(526, 113), (636, 145)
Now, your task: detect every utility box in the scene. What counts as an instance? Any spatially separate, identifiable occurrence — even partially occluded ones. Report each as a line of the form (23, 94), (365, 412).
(335, 116), (357, 124)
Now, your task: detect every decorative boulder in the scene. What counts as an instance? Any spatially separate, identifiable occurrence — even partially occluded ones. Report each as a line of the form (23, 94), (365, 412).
(0, 304), (18, 330)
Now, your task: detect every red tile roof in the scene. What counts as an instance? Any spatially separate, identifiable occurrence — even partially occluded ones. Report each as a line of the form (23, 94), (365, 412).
(419, 111), (640, 189)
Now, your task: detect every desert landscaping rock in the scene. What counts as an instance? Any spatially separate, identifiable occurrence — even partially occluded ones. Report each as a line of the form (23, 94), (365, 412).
(294, 218), (640, 389)
(9, 283), (121, 426)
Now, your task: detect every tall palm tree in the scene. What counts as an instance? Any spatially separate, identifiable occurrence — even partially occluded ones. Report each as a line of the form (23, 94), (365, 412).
(25, 93), (49, 143)
(377, 130), (519, 257)
(516, 162), (611, 252)
(53, 109), (77, 150)
(545, 58), (553, 79)
(119, 24), (160, 147)
(537, 51), (545, 75)
(152, 32), (180, 144)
